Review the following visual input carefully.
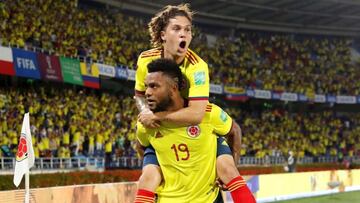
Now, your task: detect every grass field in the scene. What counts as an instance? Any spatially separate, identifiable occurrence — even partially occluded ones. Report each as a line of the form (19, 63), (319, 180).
(274, 190), (360, 203)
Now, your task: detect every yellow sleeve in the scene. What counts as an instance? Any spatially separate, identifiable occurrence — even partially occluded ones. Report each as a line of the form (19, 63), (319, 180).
(136, 122), (150, 147)
(187, 61), (210, 100)
(210, 104), (233, 136)
(134, 56), (148, 94)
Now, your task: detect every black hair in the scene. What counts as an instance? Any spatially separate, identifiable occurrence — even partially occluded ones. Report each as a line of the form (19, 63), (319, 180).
(147, 58), (183, 90)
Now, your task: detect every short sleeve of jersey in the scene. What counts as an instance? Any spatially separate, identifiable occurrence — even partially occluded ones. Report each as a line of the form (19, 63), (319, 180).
(136, 122), (150, 147)
(210, 104), (233, 136)
(187, 61), (210, 100)
(135, 56), (148, 94)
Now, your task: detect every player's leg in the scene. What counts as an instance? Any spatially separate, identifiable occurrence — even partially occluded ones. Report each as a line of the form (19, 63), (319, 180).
(216, 136), (256, 203)
(134, 146), (161, 203)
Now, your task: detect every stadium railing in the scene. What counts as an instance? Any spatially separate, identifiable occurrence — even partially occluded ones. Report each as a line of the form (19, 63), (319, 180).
(0, 157), (105, 171)
(2, 156), (359, 171)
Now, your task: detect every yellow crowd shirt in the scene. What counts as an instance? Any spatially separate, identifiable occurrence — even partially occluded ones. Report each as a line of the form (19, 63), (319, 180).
(137, 103), (233, 203)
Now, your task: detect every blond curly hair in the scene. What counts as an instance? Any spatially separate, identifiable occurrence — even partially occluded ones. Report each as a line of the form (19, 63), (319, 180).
(148, 3), (194, 47)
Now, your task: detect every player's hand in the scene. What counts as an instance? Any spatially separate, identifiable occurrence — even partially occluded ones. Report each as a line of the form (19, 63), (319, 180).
(215, 178), (228, 191)
(138, 109), (161, 128)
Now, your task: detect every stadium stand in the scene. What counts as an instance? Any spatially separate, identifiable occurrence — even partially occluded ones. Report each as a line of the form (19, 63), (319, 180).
(0, 83), (359, 165)
(0, 84), (138, 160)
(1, 0), (360, 95)
(0, 0), (359, 168)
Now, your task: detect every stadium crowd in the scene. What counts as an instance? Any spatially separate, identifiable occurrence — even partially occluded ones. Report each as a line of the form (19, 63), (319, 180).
(0, 85), (138, 159)
(0, 85), (359, 161)
(1, 0), (360, 96)
(0, 1), (360, 163)
(226, 107), (360, 160)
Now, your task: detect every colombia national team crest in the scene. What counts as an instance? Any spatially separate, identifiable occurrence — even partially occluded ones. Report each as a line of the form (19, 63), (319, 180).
(187, 125), (201, 138)
(15, 134), (28, 162)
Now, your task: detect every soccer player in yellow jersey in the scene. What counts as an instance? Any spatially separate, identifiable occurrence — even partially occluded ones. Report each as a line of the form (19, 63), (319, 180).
(135, 4), (208, 126)
(134, 3), (253, 203)
(134, 59), (255, 202)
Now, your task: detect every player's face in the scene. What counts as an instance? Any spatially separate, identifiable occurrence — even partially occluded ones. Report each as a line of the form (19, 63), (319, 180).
(145, 72), (173, 112)
(161, 16), (192, 61)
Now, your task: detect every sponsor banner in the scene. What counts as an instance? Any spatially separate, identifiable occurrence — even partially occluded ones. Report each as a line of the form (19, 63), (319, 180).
(298, 94), (308, 102)
(59, 57), (83, 85)
(12, 48), (41, 79)
(247, 175), (259, 193)
(37, 53), (63, 81)
(80, 62), (100, 89)
(280, 92), (298, 101)
(254, 89), (272, 99)
(246, 89), (255, 97)
(357, 96), (360, 103)
(0, 46), (15, 76)
(257, 169), (360, 199)
(314, 94), (326, 103)
(127, 69), (136, 81)
(96, 63), (115, 77)
(210, 84), (223, 94)
(224, 86), (246, 94)
(272, 92), (281, 100)
(0, 182), (138, 203)
(116, 65), (128, 80)
(326, 95), (336, 103)
(336, 95), (356, 104)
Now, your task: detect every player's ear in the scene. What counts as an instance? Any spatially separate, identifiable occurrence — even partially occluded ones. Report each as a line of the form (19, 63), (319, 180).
(170, 82), (178, 95)
(173, 83), (179, 92)
(161, 31), (166, 42)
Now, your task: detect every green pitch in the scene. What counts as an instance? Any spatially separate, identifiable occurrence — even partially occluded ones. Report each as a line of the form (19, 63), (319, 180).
(274, 190), (360, 203)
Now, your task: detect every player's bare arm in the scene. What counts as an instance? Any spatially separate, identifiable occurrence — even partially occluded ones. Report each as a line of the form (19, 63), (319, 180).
(138, 99), (208, 127)
(225, 121), (242, 164)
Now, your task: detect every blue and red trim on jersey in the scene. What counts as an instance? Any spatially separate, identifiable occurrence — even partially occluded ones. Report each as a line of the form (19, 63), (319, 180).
(205, 104), (212, 112)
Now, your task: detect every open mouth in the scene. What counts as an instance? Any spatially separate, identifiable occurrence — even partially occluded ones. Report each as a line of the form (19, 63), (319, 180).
(179, 41), (186, 49)
(147, 99), (155, 105)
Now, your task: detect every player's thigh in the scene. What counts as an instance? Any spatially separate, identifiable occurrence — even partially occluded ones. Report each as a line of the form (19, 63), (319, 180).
(216, 137), (239, 183)
(142, 145), (159, 167)
(216, 136), (232, 158)
(138, 145), (162, 190)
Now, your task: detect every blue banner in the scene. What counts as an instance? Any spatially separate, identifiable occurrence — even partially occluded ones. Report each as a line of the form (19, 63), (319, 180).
(246, 89), (255, 97)
(116, 65), (128, 79)
(254, 89), (272, 99)
(210, 84), (223, 94)
(336, 95), (356, 104)
(298, 94), (308, 102)
(247, 175), (259, 193)
(12, 48), (40, 79)
(315, 94), (326, 103)
(327, 95), (336, 103)
(97, 63), (115, 77)
(272, 92), (281, 100)
(281, 92), (298, 101)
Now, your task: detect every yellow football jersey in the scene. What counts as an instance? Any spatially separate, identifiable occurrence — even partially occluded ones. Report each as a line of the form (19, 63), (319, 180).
(135, 48), (209, 100)
(137, 103), (233, 203)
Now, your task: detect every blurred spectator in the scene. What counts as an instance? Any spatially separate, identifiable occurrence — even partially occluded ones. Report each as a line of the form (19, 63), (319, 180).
(284, 151), (296, 173)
